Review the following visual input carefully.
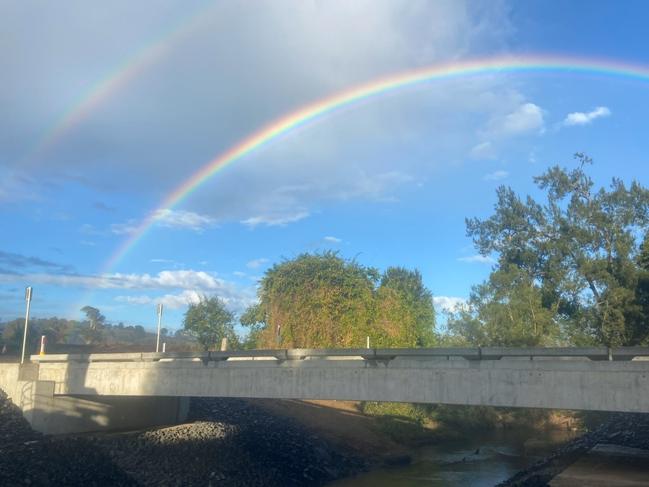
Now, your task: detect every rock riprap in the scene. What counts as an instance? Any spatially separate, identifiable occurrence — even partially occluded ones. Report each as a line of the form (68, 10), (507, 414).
(0, 390), (364, 486)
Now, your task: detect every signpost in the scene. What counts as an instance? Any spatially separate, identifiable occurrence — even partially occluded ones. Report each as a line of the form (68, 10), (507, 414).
(156, 303), (163, 353)
(21, 286), (33, 364)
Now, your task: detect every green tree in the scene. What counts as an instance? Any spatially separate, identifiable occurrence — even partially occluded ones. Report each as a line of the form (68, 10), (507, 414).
(246, 252), (436, 348)
(239, 303), (266, 349)
(81, 306), (105, 329)
(374, 267), (436, 347)
(448, 265), (558, 346)
(254, 252), (378, 348)
(457, 154), (649, 346)
(626, 232), (649, 344)
(183, 296), (238, 351)
(80, 306), (105, 344)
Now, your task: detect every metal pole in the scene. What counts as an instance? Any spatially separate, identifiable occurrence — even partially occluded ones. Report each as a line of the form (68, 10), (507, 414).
(155, 303), (163, 353)
(21, 286), (33, 364)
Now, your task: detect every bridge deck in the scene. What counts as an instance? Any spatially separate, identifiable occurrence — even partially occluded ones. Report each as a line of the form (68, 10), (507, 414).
(27, 347), (649, 413)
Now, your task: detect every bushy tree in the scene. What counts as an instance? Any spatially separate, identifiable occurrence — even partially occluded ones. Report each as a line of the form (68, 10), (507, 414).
(251, 252), (378, 348)
(183, 296), (238, 351)
(374, 267), (435, 347)
(448, 265), (558, 346)
(452, 154), (649, 346)
(242, 252), (436, 348)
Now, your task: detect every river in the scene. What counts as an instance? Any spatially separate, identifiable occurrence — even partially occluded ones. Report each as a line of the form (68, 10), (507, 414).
(328, 428), (578, 486)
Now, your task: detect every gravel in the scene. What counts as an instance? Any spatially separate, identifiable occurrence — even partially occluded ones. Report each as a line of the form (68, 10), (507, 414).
(0, 390), (365, 486)
(0, 390), (137, 486)
(497, 412), (649, 486)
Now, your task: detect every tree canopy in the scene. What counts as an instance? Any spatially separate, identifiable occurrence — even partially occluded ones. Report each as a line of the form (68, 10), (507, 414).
(242, 252), (435, 348)
(449, 154), (649, 347)
(183, 296), (239, 351)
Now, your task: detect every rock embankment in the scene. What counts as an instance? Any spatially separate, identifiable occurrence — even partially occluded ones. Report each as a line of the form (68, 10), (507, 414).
(498, 413), (649, 486)
(0, 389), (136, 486)
(0, 391), (365, 486)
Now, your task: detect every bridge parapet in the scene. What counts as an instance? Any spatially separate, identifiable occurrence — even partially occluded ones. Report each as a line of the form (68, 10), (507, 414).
(30, 346), (649, 364)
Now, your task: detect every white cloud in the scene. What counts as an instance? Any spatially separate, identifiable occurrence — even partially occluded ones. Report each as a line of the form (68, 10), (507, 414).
(0, 268), (257, 313)
(493, 103), (545, 136)
(115, 295), (156, 306)
(472, 102), (545, 159)
(110, 219), (139, 236)
(0, 269), (229, 291)
(246, 258), (269, 269)
(233, 271), (246, 277)
(116, 290), (204, 310)
(111, 210), (216, 236)
(433, 296), (466, 312)
(458, 254), (496, 264)
(334, 171), (414, 202)
(115, 289), (257, 312)
(241, 211), (310, 228)
(470, 141), (496, 160)
(152, 209), (216, 231)
(483, 170), (508, 181)
(562, 106), (611, 126)
(323, 236), (342, 244)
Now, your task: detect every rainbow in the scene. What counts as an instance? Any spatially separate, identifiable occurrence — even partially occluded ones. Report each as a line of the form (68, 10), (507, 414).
(104, 54), (649, 272)
(17, 2), (214, 167)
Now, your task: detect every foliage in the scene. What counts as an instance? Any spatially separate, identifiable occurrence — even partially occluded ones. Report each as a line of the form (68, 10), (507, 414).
(183, 296), (239, 351)
(242, 252), (436, 348)
(80, 305), (106, 344)
(0, 314), (197, 354)
(448, 265), (559, 346)
(450, 154), (649, 347)
(375, 267), (436, 347)
(360, 401), (427, 425)
(239, 303), (266, 349)
(81, 306), (105, 329)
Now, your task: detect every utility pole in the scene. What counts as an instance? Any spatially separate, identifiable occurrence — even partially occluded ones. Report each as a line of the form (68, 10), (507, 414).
(21, 286), (33, 364)
(156, 303), (163, 353)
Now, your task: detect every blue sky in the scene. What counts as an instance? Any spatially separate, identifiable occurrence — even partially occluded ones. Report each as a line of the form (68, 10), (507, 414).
(1, 1), (648, 333)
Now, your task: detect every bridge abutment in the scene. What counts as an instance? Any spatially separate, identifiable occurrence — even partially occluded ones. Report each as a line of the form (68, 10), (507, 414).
(0, 363), (189, 435)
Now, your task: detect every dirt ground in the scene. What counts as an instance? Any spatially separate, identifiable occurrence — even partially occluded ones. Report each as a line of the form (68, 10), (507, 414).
(251, 399), (412, 461)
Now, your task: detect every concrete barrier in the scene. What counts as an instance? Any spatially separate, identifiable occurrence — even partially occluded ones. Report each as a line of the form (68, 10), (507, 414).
(0, 363), (188, 435)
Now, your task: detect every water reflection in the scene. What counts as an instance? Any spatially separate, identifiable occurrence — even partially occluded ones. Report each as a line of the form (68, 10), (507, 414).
(329, 429), (577, 486)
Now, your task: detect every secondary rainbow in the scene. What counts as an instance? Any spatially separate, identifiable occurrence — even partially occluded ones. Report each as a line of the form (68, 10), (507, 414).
(18, 2), (214, 167)
(103, 54), (649, 272)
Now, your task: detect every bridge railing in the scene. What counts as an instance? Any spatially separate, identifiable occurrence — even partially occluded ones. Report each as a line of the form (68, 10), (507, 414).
(30, 346), (649, 363)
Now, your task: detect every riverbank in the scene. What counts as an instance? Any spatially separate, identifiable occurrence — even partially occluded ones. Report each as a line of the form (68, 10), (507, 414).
(498, 412), (649, 486)
(0, 390), (365, 486)
(4, 386), (647, 486)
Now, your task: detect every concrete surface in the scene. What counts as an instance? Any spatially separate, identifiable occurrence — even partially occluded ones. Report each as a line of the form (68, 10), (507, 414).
(2, 347), (648, 434)
(31, 350), (649, 412)
(550, 444), (649, 487)
(0, 363), (188, 434)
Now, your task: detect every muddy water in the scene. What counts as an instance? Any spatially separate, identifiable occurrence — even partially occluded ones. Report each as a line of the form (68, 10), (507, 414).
(329, 429), (578, 486)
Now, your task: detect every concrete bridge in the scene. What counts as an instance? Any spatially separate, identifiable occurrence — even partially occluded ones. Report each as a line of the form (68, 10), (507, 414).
(1, 347), (648, 434)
